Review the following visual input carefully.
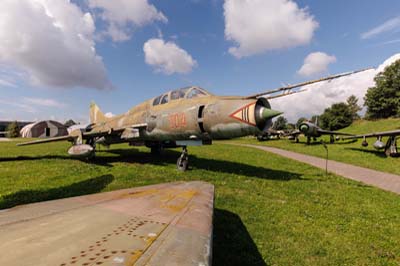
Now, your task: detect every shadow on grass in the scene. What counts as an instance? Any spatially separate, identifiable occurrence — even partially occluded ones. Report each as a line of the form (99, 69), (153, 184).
(0, 149), (303, 181)
(0, 174), (114, 209)
(213, 209), (267, 266)
(106, 149), (303, 181)
(345, 147), (387, 158)
(288, 139), (357, 146)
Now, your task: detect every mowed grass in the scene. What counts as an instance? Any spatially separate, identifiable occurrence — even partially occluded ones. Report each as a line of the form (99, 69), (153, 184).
(232, 118), (400, 176)
(1, 140), (400, 265)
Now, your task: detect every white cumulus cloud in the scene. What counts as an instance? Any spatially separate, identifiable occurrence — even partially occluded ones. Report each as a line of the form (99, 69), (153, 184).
(224, 0), (318, 58)
(23, 97), (66, 108)
(0, 0), (112, 90)
(361, 16), (400, 39)
(104, 112), (115, 118)
(270, 54), (400, 122)
(88, 0), (167, 42)
(297, 52), (336, 77)
(143, 38), (197, 74)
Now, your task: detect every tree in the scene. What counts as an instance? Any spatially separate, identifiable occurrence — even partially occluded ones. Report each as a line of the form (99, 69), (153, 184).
(296, 117), (307, 128)
(64, 119), (77, 127)
(6, 121), (20, 138)
(364, 59), (400, 119)
(319, 103), (353, 130)
(346, 95), (362, 120)
(272, 116), (287, 130)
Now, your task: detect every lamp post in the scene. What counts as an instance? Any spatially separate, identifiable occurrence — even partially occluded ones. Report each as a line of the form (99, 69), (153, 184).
(321, 140), (328, 175)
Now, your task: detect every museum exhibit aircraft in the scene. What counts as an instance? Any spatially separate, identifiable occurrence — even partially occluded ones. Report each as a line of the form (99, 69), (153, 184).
(287, 120), (354, 144)
(342, 129), (400, 157)
(17, 69), (369, 170)
(256, 128), (285, 141)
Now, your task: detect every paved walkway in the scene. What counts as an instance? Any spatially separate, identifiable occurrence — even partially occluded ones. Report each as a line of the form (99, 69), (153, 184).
(239, 144), (400, 195)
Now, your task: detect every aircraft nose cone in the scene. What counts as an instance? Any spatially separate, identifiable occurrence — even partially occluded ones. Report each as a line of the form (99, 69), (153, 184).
(260, 108), (282, 121)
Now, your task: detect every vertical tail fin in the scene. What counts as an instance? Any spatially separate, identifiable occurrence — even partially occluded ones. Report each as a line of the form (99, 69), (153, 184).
(90, 101), (106, 124)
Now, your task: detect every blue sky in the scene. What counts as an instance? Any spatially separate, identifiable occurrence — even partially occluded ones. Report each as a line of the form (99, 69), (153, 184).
(0, 0), (399, 123)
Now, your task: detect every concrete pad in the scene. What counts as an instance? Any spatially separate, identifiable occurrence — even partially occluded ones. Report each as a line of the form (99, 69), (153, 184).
(0, 181), (214, 266)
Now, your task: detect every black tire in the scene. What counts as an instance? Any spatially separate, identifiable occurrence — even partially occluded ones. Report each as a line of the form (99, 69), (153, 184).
(177, 157), (189, 171)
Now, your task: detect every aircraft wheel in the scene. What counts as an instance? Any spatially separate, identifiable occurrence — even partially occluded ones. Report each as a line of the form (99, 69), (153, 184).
(177, 157), (189, 171)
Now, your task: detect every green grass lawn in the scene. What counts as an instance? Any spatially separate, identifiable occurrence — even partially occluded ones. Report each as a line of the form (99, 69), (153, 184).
(232, 118), (400, 176)
(1, 139), (400, 265)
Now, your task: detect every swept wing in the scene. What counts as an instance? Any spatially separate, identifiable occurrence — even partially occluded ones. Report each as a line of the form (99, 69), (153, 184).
(317, 129), (355, 136)
(246, 68), (373, 99)
(17, 123), (148, 146)
(343, 129), (400, 140)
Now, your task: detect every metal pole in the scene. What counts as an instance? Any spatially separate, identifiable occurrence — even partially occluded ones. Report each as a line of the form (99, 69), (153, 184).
(321, 140), (328, 175)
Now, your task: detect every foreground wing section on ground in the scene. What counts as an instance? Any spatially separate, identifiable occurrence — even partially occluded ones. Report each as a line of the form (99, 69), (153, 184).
(0, 181), (214, 266)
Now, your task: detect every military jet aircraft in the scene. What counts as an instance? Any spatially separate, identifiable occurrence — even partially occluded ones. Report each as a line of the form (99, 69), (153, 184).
(287, 120), (354, 144)
(342, 129), (400, 157)
(256, 128), (285, 141)
(17, 69), (368, 171)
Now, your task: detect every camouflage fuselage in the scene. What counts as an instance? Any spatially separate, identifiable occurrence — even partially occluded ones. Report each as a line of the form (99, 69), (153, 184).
(90, 93), (275, 146)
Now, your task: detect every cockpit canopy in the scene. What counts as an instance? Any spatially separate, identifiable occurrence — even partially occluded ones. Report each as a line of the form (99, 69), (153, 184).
(152, 86), (211, 106)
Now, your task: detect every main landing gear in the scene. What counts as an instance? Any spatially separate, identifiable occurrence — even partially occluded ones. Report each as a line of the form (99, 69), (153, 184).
(177, 146), (189, 171)
(385, 136), (398, 157)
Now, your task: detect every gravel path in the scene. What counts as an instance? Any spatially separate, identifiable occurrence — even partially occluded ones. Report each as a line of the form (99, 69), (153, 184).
(239, 144), (400, 195)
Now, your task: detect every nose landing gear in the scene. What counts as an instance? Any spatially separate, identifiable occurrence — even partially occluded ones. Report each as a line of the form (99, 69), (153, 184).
(177, 146), (189, 171)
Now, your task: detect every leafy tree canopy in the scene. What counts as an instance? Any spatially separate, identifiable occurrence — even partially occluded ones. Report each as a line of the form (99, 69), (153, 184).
(272, 116), (288, 130)
(346, 95), (362, 120)
(64, 119), (77, 127)
(6, 121), (20, 138)
(320, 103), (353, 130)
(364, 59), (400, 119)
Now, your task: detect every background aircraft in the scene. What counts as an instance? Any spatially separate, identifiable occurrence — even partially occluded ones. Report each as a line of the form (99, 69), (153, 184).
(17, 69), (367, 171)
(256, 128), (285, 141)
(287, 121), (354, 144)
(343, 129), (400, 157)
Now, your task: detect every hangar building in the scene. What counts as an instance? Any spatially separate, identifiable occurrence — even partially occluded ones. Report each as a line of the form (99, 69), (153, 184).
(20, 120), (68, 138)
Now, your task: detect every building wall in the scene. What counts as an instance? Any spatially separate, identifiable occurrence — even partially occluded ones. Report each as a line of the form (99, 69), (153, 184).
(20, 121), (68, 138)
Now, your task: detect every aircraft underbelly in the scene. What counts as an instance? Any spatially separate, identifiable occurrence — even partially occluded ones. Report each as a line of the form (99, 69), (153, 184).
(0, 181), (214, 266)
(208, 122), (259, 139)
